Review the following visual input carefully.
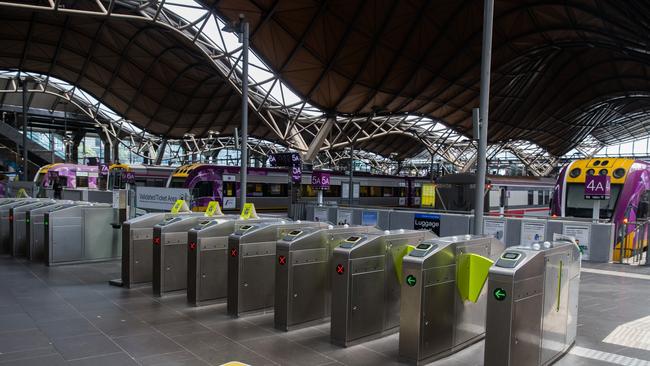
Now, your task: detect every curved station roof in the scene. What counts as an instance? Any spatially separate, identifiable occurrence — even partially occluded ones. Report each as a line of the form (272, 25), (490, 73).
(0, 0), (648, 169)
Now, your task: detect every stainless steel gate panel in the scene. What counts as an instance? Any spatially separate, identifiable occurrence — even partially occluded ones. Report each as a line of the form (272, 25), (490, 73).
(121, 212), (203, 288)
(0, 199), (38, 254)
(10, 201), (56, 257)
(484, 239), (581, 366)
(152, 215), (206, 297)
(274, 225), (379, 331)
(399, 235), (504, 364)
(227, 220), (327, 317)
(26, 202), (77, 261)
(330, 230), (432, 347)
(187, 217), (281, 306)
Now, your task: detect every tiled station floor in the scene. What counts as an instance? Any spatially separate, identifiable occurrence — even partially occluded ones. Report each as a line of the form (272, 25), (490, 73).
(0, 255), (649, 366)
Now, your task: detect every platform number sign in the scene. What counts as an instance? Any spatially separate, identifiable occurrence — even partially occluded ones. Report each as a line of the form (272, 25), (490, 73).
(311, 172), (331, 190)
(493, 288), (507, 301)
(584, 175), (611, 200)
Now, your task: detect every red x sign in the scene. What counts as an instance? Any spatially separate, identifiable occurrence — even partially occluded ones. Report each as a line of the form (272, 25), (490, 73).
(189, 242), (197, 250)
(153, 237), (161, 245)
(230, 248), (238, 257)
(278, 255), (287, 265)
(336, 264), (345, 275)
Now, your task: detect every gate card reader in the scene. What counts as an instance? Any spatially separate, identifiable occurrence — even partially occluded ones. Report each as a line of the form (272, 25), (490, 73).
(121, 212), (204, 288)
(484, 240), (581, 366)
(153, 215), (230, 297)
(227, 220), (328, 317)
(274, 225), (380, 331)
(187, 216), (284, 306)
(399, 235), (504, 365)
(330, 229), (434, 347)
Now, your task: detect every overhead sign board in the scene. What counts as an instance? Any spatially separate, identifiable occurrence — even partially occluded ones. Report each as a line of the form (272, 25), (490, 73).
(584, 175), (611, 200)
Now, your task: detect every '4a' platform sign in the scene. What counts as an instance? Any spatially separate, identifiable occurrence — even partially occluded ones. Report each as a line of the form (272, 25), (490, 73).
(584, 175), (611, 200)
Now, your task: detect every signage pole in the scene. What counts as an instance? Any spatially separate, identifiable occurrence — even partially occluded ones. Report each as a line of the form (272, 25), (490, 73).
(317, 190), (323, 207)
(239, 17), (249, 209)
(592, 200), (600, 223)
(472, 0), (494, 235)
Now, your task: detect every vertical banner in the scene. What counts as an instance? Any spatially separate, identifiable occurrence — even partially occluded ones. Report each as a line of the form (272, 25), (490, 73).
(421, 183), (436, 207)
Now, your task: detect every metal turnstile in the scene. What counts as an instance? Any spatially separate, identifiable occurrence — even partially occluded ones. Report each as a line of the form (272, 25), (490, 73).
(187, 217), (282, 306)
(484, 239), (581, 366)
(10, 200), (57, 257)
(0, 199), (38, 254)
(274, 225), (378, 331)
(44, 203), (119, 266)
(399, 235), (505, 364)
(330, 230), (432, 346)
(227, 220), (327, 317)
(153, 215), (210, 297)
(120, 212), (203, 288)
(26, 202), (78, 261)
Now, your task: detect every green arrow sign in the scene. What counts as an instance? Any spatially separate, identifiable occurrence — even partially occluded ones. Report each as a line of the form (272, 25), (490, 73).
(406, 275), (417, 287)
(493, 288), (506, 301)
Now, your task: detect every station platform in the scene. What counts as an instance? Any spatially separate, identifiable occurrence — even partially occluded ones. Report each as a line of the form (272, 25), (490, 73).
(0, 255), (648, 366)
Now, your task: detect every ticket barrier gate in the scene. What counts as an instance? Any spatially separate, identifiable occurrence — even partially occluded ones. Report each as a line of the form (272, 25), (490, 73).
(44, 203), (118, 266)
(274, 225), (379, 331)
(0, 199), (39, 254)
(10, 200), (57, 257)
(26, 202), (79, 261)
(227, 220), (328, 317)
(399, 235), (505, 364)
(330, 230), (432, 346)
(120, 212), (204, 288)
(153, 215), (220, 297)
(187, 216), (283, 306)
(484, 240), (580, 366)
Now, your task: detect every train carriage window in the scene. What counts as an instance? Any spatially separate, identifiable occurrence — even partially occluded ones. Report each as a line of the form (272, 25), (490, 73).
(76, 176), (89, 188)
(398, 187), (407, 197)
(360, 186), (370, 197)
(383, 187), (394, 197)
(169, 177), (185, 188)
(194, 181), (213, 198)
(414, 187), (422, 197)
(324, 185), (341, 197)
(301, 184), (316, 197)
(268, 184), (288, 196)
(370, 186), (382, 197)
(246, 183), (264, 197)
(638, 191), (650, 219)
(538, 191), (543, 205)
(528, 190), (534, 205)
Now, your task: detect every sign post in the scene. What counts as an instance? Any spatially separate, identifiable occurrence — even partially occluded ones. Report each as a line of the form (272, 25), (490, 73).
(584, 175), (611, 222)
(311, 171), (331, 207)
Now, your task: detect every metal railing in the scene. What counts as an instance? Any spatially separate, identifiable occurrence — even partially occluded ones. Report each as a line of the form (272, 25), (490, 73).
(619, 219), (650, 265)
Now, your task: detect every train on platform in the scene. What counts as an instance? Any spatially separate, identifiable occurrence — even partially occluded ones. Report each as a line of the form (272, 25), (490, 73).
(434, 173), (555, 216)
(165, 163), (431, 211)
(551, 158), (650, 260)
(34, 163), (175, 191)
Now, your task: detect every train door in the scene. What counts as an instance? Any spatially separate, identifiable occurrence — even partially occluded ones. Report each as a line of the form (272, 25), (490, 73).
(222, 175), (237, 209)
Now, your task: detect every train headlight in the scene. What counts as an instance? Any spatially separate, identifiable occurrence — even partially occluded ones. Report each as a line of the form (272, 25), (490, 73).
(586, 169), (595, 176)
(569, 168), (581, 178)
(613, 168), (626, 179)
(599, 169), (608, 176)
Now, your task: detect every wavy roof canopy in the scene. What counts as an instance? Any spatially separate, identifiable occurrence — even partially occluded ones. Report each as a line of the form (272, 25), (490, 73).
(0, 2), (274, 141)
(211, 0), (650, 155)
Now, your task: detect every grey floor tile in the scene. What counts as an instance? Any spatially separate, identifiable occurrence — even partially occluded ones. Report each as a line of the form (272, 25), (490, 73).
(90, 313), (156, 338)
(172, 331), (236, 351)
(37, 317), (100, 339)
(241, 334), (334, 366)
(0, 313), (36, 333)
(138, 350), (210, 366)
(113, 332), (183, 358)
(52, 333), (121, 360)
(0, 329), (51, 354)
(154, 319), (212, 337)
(0, 353), (68, 366)
(206, 318), (276, 342)
(67, 352), (140, 366)
(0, 345), (59, 364)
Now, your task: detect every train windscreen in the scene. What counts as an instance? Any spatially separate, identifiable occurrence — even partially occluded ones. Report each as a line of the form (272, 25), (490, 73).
(565, 183), (621, 220)
(169, 177), (186, 188)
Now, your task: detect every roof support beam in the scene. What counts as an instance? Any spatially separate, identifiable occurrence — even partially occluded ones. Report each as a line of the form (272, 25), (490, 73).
(303, 115), (335, 162)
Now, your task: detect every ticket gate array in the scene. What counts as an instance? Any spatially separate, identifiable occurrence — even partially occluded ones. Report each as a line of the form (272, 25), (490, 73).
(0, 199), (39, 254)
(330, 230), (433, 346)
(10, 200), (57, 257)
(120, 212), (204, 288)
(399, 235), (505, 364)
(274, 225), (379, 331)
(153, 215), (210, 297)
(26, 202), (78, 261)
(187, 217), (282, 306)
(227, 220), (328, 317)
(484, 240), (580, 366)
(44, 203), (118, 266)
